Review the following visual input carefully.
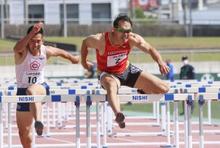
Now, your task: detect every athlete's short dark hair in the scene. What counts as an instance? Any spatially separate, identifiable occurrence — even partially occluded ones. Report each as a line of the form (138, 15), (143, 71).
(113, 14), (133, 28)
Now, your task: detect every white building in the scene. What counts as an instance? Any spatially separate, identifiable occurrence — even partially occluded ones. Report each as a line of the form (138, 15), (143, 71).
(1, 0), (219, 26)
(160, 0), (220, 25)
(1, 0), (129, 25)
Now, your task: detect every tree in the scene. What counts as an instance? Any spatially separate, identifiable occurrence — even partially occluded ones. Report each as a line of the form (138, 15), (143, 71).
(135, 7), (146, 18)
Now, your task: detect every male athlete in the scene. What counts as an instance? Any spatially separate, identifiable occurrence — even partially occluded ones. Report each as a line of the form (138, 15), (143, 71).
(81, 14), (169, 128)
(14, 22), (79, 148)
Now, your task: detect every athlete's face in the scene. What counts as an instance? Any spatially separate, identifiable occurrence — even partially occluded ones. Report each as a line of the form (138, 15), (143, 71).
(114, 20), (132, 41)
(28, 33), (43, 54)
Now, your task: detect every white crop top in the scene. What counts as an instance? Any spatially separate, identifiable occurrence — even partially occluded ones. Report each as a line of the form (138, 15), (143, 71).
(16, 45), (47, 88)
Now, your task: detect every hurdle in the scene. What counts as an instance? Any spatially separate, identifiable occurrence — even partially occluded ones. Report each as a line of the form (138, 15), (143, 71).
(197, 92), (220, 148)
(176, 85), (220, 125)
(0, 91), (113, 148)
(0, 94), (84, 148)
(1, 77), (162, 129)
(58, 81), (219, 147)
(89, 89), (194, 147)
(0, 92), (186, 148)
(96, 83), (220, 148)
(168, 82), (220, 148)
(0, 103), (3, 148)
(1, 79), (220, 147)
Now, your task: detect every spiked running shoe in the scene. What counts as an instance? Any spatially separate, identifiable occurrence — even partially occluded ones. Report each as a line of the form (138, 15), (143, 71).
(115, 112), (125, 128)
(34, 121), (44, 136)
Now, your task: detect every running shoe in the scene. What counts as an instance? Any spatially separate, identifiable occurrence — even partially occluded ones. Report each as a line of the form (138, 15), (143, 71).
(115, 112), (125, 128)
(34, 121), (44, 136)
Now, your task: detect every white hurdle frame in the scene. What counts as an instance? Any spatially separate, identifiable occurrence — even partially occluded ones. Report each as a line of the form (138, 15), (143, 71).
(0, 93), (184, 148)
(0, 80), (220, 148)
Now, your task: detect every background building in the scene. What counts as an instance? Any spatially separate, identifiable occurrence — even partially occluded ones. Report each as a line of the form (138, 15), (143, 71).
(0, 0), (130, 25)
(0, 0), (220, 38)
(1, 0), (220, 25)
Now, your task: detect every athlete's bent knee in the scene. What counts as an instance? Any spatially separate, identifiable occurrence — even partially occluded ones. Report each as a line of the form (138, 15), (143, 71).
(160, 82), (169, 94)
(102, 77), (117, 89)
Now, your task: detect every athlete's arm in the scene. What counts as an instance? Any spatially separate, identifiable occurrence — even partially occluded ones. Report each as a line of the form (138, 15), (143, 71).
(129, 33), (169, 75)
(81, 33), (103, 70)
(13, 22), (43, 54)
(46, 46), (79, 64)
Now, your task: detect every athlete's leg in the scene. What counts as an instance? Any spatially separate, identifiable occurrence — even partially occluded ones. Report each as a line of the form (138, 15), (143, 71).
(100, 74), (120, 115)
(134, 72), (169, 94)
(16, 111), (33, 148)
(27, 84), (46, 121)
(100, 73), (125, 128)
(26, 84), (46, 135)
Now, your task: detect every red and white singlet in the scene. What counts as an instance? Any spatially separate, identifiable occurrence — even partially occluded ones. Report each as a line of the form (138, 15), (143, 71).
(96, 32), (131, 74)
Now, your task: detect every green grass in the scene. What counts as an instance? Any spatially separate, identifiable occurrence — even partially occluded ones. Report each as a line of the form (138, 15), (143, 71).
(0, 39), (15, 52)
(0, 56), (14, 65)
(145, 37), (220, 49)
(45, 36), (220, 50)
(79, 51), (220, 62)
(129, 52), (220, 62)
(45, 36), (220, 62)
(1, 37), (220, 52)
(1, 37), (220, 64)
(122, 101), (220, 119)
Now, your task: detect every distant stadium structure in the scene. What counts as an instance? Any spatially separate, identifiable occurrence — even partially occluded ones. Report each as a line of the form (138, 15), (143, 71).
(0, 0), (219, 25)
(0, 0), (220, 38)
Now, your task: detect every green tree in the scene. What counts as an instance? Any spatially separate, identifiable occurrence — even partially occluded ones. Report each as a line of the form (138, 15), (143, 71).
(135, 7), (146, 18)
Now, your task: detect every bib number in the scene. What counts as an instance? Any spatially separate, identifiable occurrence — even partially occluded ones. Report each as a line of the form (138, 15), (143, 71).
(107, 53), (127, 67)
(28, 76), (37, 84)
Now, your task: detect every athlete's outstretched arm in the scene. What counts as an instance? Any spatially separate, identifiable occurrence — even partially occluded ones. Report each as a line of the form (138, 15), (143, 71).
(46, 46), (79, 64)
(130, 34), (169, 75)
(13, 22), (43, 53)
(81, 34), (102, 70)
